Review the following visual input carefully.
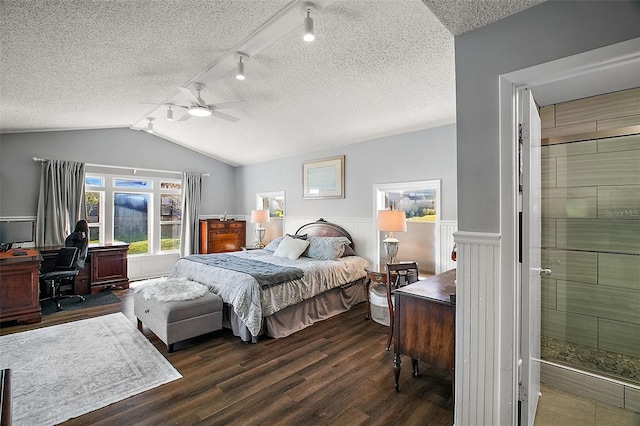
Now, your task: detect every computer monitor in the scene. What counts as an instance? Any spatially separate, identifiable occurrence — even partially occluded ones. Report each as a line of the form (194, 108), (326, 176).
(0, 220), (35, 251)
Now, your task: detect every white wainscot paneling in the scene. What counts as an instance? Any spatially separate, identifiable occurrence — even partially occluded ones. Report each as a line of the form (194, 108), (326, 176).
(128, 252), (180, 281)
(453, 231), (501, 426)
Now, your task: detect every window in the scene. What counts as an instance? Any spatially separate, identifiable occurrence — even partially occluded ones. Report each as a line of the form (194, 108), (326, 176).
(85, 173), (182, 255)
(374, 180), (441, 275)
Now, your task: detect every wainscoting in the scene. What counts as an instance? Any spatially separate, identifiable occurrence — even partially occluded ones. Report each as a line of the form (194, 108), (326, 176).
(453, 231), (501, 425)
(128, 252), (180, 281)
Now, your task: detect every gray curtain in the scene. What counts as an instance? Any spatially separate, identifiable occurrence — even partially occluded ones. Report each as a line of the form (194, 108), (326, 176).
(36, 160), (86, 247)
(180, 172), (202, 256)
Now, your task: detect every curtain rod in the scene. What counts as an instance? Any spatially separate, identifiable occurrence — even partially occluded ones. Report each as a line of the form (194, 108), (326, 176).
(32, 157), (209, 177)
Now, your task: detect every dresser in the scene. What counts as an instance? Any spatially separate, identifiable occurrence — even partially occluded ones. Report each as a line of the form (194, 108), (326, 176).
(393, 268), (456, 392)
(39, 242), (129, 294)
(0, 249), (42, 324)
(199, 219), (246, 254)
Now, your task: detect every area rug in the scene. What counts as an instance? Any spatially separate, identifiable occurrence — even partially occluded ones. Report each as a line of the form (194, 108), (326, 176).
(40, 290), (121, 316)
(0, 313), (182, 425)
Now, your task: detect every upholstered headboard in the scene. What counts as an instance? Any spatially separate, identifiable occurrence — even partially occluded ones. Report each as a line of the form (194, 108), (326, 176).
(295, 218), (355, 250)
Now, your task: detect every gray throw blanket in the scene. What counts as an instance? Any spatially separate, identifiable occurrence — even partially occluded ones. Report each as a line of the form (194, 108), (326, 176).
(184, 254), (304, 289)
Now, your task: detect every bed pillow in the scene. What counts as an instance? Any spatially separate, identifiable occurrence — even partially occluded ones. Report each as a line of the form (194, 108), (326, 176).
(286, 233), (308, 240)
(341, 244), (356, 257)
(263, 236), (284, 252)
(273, 235), (310, 260)
(304, 236), (352, 260)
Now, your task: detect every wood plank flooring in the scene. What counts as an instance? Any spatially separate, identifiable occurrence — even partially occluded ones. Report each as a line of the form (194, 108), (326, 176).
(0, 290), (454, 425)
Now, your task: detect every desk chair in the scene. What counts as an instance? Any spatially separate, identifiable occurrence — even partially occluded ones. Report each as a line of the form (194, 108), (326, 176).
(385, 262), (419, 351)
(39, 247), (85, 311)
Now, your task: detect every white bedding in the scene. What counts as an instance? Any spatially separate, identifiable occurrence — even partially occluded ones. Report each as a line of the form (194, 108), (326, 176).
(168, 250), (368, 338)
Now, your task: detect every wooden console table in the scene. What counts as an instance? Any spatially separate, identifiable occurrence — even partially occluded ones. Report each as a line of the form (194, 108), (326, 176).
(0, 249), (42, 324)
(393, 268), (456, 392)
(38, 242), (129, 294)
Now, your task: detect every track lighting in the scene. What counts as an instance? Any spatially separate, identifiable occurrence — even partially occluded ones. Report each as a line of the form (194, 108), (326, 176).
(302, 3), (316, 42)
(166, 106), (173, 121)
(146, 117), (154, 133)
(235, 52), (248, 80)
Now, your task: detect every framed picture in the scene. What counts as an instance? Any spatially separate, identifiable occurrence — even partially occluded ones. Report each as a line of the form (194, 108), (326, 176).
(303, 155), (345, 199)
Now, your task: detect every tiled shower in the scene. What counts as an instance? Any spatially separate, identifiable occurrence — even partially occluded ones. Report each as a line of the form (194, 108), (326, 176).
(538, 88), (640, 412)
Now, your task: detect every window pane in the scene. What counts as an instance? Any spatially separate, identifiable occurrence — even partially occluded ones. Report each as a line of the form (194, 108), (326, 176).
(161, 223), (181, 251)
(88, 225), (100, 244)
(114, 179), (151, 189)
(160, 195), (182, 221)
(114, 193), (148, 254)
(85, 191), (101, 224)
(160, 182), (181, 189)
(385, 189), (436, 222)
(86, 176), (104, 186)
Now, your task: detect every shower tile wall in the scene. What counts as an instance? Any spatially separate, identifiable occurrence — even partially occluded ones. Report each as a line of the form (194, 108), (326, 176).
(539, 88), (640, 385)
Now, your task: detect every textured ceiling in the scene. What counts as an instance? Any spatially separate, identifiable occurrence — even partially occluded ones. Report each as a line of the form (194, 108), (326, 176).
(0, 0), (544, 166)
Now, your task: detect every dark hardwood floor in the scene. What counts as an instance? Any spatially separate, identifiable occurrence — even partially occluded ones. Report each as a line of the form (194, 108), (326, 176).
(1, 289), (454, 425)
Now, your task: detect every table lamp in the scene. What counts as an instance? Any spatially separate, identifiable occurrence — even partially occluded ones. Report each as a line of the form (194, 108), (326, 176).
(376, 207), (407, 264)
(250, 209), (269, 248)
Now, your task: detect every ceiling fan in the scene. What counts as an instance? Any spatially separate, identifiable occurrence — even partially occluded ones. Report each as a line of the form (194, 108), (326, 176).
(143, 82), (246, 122)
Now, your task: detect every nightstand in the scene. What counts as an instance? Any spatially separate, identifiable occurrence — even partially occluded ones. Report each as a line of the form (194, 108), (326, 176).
(364, 264), (388, 320)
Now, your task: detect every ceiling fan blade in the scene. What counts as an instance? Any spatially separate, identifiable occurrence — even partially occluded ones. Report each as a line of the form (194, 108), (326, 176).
(178, 112), (192, 122)
(212, 111), (239, 122)
(209, 100), (248, 110)
(177, 86), (202, 106)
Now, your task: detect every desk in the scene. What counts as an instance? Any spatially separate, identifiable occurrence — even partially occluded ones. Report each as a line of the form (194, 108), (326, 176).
(38, 243), (129, 294)
(0, 249), (42, 324)
(393, 268), (456, 392)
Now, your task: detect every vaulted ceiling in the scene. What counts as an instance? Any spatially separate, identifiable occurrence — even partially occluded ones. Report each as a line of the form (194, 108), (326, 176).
(0, 0), (545, 166)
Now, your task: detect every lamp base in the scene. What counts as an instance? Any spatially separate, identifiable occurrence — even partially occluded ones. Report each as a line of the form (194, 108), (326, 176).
(383, 239), (399, 265)
(255, 228), (265, 249)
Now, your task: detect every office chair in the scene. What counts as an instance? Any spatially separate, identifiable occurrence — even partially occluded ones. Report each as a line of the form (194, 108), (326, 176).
(39, 247), (85, 311)
(385, 262), (419, 351)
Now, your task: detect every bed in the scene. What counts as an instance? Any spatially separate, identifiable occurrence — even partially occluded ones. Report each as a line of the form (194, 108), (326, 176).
(168, 219), (369, 342)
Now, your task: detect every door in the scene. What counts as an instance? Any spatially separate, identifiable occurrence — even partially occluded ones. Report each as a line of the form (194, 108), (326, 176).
(519, 88), (542, 426)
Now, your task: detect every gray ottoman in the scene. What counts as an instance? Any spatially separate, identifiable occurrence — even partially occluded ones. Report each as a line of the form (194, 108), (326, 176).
(134, 290), (223, 352)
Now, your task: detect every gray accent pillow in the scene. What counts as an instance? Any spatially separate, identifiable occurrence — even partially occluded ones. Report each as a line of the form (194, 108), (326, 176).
(263, 236), (284, 252)
(304, 236), (352, 260)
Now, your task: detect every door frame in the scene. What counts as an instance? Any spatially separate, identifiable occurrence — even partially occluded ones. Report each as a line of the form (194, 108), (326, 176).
(497, 38), (640, 425)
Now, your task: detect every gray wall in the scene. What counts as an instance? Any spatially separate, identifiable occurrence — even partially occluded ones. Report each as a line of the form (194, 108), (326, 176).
(455, 0), (640, 233)
(236, 124), (457, 220)
(0, 128), (236, 218)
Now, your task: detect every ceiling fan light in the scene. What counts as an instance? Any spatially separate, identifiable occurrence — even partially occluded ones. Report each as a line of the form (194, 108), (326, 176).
(146, 117), (154, 133)
(303, 14), (315, 42)
(236, 59), (245, 81)
(166, 106), (173, 121)
(188, 106), (212, 117)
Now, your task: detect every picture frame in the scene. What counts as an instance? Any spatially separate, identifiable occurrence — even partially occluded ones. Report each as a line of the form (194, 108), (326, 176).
(302, 155), (345, 199)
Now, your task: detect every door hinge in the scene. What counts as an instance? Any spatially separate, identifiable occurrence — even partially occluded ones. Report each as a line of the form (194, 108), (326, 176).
(518, 123), (524, 193)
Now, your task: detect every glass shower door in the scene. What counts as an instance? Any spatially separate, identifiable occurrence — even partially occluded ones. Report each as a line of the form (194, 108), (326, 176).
(540, 132), (640, 387)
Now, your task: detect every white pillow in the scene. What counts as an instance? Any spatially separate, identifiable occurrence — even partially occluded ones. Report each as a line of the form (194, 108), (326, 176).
(273, 235), (310, 260)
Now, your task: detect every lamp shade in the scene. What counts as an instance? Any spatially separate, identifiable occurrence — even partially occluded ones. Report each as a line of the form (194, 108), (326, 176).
(250, 209), (269, 224)
(376, 209), (407, 232)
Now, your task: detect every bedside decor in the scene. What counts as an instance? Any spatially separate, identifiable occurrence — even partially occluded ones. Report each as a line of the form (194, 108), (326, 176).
(250, 209), (270, 248)
(303, 155), (345, 199)
(377, 207), (407, 264)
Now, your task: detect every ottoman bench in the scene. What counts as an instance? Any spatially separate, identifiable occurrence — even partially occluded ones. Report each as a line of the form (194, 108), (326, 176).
(134, 289), (223, 353)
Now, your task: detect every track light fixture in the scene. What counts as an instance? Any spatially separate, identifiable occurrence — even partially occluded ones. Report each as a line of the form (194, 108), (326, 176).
(146, 117), (155, 133)
(302, 2), (316, 42)
(166, 106), (173, 121)
(235, 52), (248, 80)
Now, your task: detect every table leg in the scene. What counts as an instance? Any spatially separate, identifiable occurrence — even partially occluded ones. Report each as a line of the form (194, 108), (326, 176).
(364, 277), (371, 320)
(393, 353), (401, 392)
(411, 358), (420, 378)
